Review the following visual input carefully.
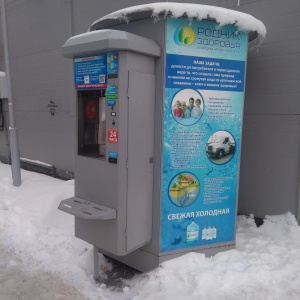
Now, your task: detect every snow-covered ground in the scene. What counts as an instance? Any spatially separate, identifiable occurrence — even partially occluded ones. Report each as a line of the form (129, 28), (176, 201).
(1, 161), (300, 300)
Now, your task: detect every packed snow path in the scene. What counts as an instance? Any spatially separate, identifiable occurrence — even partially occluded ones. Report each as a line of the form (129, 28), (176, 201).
(1, 162), (300, 299)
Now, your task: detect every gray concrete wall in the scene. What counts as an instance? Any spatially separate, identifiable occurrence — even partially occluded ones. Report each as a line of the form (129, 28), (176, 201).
(0, 0), (299, 219)
(0, 0), (75, 171)
(235, 0), (300, 219)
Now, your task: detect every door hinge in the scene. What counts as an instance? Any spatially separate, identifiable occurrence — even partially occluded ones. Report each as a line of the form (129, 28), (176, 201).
(126, 160), (129, 169)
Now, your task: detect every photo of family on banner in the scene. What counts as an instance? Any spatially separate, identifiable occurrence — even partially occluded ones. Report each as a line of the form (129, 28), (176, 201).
(171, 89), (204, 125)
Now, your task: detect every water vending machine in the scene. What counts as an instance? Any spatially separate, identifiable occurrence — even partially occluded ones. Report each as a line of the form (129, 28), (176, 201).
(59, 3), (265, 275)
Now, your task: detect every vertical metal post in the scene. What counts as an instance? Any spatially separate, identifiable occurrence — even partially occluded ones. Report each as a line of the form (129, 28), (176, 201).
(1, 0), (22, 186)
(93, 245), (100, 280)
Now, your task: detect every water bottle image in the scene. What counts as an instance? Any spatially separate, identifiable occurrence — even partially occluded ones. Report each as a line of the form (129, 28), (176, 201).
(186, 221), (199, 244)
(206, 225), (213, 240)
(202, 226), (207, 240)
(212, 226), (217, 239)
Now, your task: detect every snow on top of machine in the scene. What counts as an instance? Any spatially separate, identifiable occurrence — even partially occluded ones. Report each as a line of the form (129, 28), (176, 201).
(90, 2), (266, 48)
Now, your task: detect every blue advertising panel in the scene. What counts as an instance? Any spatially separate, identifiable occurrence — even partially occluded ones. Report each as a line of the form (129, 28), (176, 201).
(160, 17), (248, 252)
(107, 51), (119, 78)
(74, 52), (119, 89)
(74, 55), (107, 89)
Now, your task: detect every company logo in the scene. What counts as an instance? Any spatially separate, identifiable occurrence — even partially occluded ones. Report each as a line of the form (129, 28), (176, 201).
(174, 26), (196, 46)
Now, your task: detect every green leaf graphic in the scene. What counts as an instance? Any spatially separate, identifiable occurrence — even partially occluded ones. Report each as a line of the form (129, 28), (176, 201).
(178, 29), (185, 43)
(184, 37), (191, 45)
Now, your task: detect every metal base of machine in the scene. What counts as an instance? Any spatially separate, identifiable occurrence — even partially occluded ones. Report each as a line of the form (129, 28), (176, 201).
(94, 246), (100, 280)
(94, 243), (236, 275)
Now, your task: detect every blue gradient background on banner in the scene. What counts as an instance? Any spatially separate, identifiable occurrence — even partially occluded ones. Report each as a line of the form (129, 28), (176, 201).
(160, 17), (248, 252)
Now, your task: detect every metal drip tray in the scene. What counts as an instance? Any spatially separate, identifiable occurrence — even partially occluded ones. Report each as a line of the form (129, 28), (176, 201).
(58, 197), (116, 220)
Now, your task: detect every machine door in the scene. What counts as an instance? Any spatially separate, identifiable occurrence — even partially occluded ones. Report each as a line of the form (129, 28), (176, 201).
(126, 70), (155, 252)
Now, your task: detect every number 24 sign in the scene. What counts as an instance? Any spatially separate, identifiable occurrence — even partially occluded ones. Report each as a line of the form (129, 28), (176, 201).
(108, 129), (118, 144)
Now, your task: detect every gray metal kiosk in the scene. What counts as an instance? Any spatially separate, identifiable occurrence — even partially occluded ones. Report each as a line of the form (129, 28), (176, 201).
(59, 4), (265, 275)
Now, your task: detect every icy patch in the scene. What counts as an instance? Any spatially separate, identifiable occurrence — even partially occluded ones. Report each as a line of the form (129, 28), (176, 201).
(20, 157), (53, 167)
